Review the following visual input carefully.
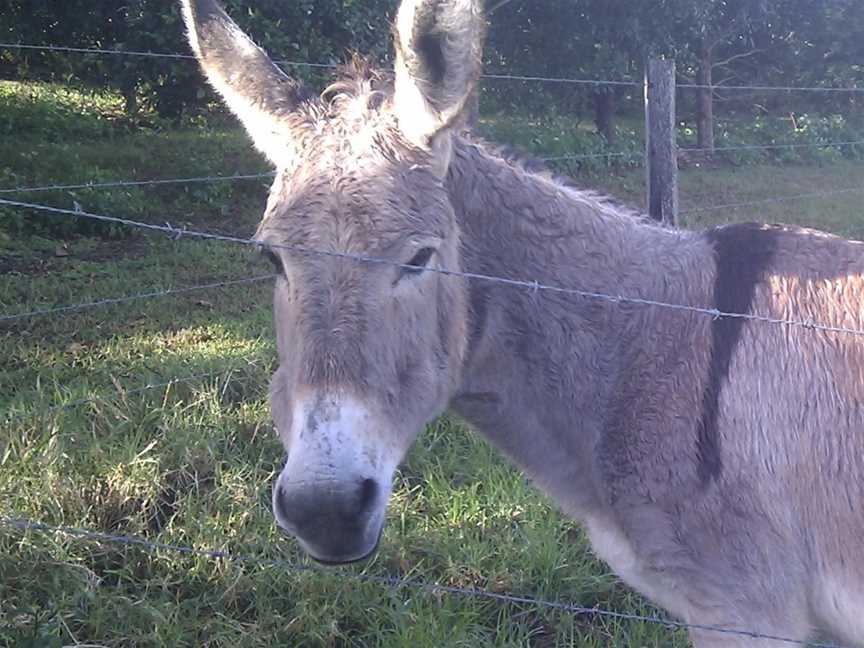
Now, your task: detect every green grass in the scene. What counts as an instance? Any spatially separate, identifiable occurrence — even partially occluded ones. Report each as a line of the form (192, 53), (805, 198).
(1, 80), (863, 647)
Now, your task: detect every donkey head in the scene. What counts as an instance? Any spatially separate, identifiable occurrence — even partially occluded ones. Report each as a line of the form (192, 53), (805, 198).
(182, 0), (484, 563)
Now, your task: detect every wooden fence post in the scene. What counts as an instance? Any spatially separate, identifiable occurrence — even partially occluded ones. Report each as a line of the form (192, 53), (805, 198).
(645, 58), (678, 226)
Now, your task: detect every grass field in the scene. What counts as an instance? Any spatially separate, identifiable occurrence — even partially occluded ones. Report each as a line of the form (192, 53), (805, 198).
(1, 81), (863, 647)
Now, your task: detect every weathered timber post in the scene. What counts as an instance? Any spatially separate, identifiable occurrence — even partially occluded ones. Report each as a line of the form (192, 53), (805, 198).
(645, 58), (679, 226)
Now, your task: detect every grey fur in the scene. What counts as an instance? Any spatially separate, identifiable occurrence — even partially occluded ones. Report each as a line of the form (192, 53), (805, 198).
(182, 0), (864, 645)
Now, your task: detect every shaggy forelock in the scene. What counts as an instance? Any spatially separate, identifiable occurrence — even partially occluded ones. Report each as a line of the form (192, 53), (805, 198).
(296, 57), (394, 127)
(285, 56), (438, 176)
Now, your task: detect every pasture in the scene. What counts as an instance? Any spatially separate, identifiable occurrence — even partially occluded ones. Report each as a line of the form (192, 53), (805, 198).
(2, 79), (864, 647)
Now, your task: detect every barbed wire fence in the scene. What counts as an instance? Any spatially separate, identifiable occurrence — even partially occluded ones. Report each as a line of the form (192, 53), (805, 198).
(0, 517), (847, 648)
(1, 40), (862, 647)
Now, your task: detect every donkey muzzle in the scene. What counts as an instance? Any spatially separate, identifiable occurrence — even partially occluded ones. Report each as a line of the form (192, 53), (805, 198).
(272, 474), (385, 564)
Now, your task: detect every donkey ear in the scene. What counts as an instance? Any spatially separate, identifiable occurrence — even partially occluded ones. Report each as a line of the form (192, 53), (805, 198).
(393, 0), (485, 149)
(181, 0), (307, 167)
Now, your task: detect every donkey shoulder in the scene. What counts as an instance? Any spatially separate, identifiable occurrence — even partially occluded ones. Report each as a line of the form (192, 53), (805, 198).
(703, 220), (864, 278)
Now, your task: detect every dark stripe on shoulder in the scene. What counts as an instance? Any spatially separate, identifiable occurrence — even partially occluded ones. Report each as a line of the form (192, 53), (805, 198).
(698, 223), (780, 483)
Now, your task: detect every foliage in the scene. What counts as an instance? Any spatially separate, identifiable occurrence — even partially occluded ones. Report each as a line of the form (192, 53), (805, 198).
(478, 112), (646, 174)
(0, 0), (397, 120)
(2, 1), (862, 124)
(679, 111), (864, 164)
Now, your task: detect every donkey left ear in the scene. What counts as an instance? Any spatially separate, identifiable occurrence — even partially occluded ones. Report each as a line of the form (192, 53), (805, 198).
(393, 0), (485, 152)
(181, 0), (308, 168)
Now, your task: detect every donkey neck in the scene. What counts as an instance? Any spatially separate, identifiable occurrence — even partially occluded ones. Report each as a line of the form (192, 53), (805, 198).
(444, 138), (714, 517)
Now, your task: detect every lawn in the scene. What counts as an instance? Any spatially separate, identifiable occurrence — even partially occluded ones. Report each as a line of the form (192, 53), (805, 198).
(1, 80), (862, 647)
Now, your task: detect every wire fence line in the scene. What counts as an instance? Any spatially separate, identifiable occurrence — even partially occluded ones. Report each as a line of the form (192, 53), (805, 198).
(0, 172), (276, 195)
(481, 71), (637, 87)
(2, 177), (859, 359)
(0, 273), (276, 323)
(0, 155), (632, 197)
(679, 139), (864, 155)
(0, 138), (859, 196)
(540, 150), (641, 162)
(0, 517), (846, 648)
(0, 42), (337, 70)
(680, 186), (864, 215)
(0, 42), (632, 87)
(3, 42), (863, 93)
(5, 196), (864, 340)
(677, 80), (864, 93)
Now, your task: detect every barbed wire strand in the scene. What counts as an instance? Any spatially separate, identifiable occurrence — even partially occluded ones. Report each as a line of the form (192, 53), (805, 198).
(0, 517), (845, 647)
(6, 42), (863, 93)
(678, 80), (864, 93)
(0, 172), (276, 195)
(4, 197), (864, 339)
(0, 42), (199, 60)
(544, 138), (864, 161)
(0, 273), (276, 323)
(0, 138), (859, 196)
(680, 139), (864, 154)
(0, 42), (629, 85)
(481, 71), (638, 86)
(1, 138), (860, 195)
(681, 186), (864, 215)
(541, 151), (643, 162)
(0, 42), (337, 69)
(0, 158), (630, 197)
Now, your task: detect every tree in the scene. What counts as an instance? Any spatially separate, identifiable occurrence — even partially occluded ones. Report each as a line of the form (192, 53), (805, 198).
(485, 0), (677, 142)
(670, 0), (771, 152)
(0, 0), (397, 119)
(1, 0), (861, 127)
(754, 0), (864, 110)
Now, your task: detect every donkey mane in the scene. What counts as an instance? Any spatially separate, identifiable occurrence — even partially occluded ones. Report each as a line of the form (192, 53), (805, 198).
(319, 56), (392, 114)
(473, 139), (652, 226)
(311, 57), (650, 228)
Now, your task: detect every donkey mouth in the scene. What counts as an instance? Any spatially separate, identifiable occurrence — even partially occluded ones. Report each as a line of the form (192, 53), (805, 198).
(310, 539), (380, 566)
(288, 523), (384, 567)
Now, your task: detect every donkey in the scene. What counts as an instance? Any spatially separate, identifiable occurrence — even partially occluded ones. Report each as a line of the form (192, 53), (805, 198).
(181, 0), (864, 645)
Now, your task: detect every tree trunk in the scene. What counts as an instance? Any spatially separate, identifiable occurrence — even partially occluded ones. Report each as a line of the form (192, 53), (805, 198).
(696, 42), (714, 152)
(122, 82), (138, 117)
(594, 90), (616, 144)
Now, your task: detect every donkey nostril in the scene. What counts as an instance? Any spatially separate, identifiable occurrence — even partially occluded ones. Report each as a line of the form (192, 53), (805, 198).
(357, 478), (379, 514)
(273, 484), (291, 525)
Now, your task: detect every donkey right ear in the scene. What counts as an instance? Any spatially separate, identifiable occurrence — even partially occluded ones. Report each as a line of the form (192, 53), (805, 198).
(181, 0), (308, 167)
(393, 0), (485, 149)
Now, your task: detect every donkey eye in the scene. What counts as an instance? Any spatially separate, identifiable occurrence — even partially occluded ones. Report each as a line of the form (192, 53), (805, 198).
(402, 247), (436, 276)
(263, 248), (285, 274)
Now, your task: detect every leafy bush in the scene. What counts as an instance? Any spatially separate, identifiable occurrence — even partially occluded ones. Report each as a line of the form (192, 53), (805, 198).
(680, 112), (864, 165)
(0, 0), (397, 121)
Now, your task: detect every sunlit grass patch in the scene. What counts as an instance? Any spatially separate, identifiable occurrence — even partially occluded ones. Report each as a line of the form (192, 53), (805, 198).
(0, 80), (126, 141)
